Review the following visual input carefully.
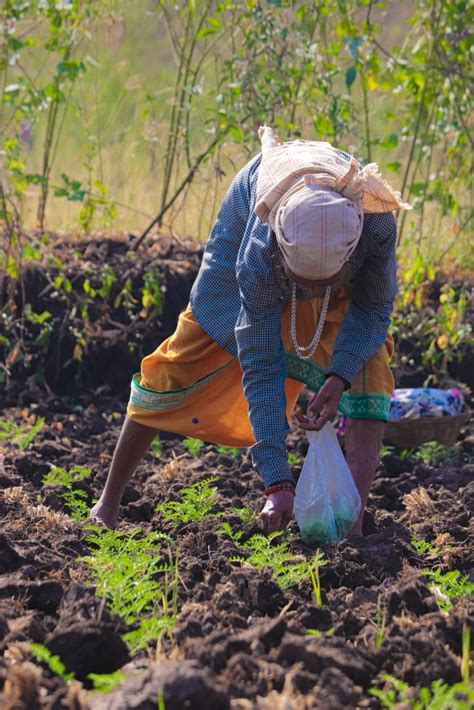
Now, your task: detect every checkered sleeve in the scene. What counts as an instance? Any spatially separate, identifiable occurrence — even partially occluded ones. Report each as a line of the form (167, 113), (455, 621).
(235, 225), (293, 489)
(328, 212), (398, 385)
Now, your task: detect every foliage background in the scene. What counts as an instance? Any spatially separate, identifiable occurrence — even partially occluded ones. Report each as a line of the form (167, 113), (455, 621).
(1, 0), (472, 268)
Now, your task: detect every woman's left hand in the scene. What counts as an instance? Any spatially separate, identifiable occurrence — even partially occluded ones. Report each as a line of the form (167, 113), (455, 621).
(297, 375), (345, 431)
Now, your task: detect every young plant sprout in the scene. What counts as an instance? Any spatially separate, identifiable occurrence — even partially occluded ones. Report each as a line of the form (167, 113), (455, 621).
(150, 436), (163, 457)
(461, 623), (470, 687)
(287, 452), (303, 466)
(226, 526), (327, 592)
(155, 477), (220, 526)
(216, 444), (240, 458)
(369, 673), (474, 708)
(0, 417), (45, 450)
(308, 550), (327, 607)
(30, 644), (74, 684)
(42, 465), (92, 522)
(88, 670), (126, 694)
(183, 436), (204, 458)
(375, 594), (387, 649)
(82, 527), (178, 654)
(421, 568), (474, 612)
(307, 628), (335, 638)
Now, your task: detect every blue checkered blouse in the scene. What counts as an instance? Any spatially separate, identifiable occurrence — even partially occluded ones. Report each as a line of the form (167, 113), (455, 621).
(190, 151), (397, 488)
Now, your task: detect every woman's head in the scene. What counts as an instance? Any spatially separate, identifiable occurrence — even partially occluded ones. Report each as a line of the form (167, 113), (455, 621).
(255, 126), (411, 284)
(275, 180), (363, 282)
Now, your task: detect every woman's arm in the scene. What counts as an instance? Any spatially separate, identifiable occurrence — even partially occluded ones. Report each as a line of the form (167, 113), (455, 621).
(235, 224), (293, 489)
(328, 212), (398, 385)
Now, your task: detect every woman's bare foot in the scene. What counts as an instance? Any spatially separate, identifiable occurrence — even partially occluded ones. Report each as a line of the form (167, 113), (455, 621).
(89, 500), (118, 529)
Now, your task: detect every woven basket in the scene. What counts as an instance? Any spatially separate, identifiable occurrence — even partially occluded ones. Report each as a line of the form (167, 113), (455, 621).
(384, 407), (471, 448)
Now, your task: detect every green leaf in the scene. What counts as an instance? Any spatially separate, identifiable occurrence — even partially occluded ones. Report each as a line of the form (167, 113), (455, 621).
(88, 670), (126, 694)
(345, 66), (357, 87)
(314, 113), (334, 136)
(386, 161), (401, 173)
(381, 133), (398, 149)
(26, 174), (47, 186)
(410, 182), (426, 196)
(196, 27), (217, 40)
(229, 125), (243, 142)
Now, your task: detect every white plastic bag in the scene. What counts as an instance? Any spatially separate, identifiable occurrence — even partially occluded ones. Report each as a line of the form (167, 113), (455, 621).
(294, 422), (361, 545)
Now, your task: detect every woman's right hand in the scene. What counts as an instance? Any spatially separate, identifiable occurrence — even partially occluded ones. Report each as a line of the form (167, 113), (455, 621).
(260, 490), (294, 534)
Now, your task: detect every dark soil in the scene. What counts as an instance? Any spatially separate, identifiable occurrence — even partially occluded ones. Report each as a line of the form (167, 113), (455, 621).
(1, 233), (202, 402)
(0, 235), (472, 709)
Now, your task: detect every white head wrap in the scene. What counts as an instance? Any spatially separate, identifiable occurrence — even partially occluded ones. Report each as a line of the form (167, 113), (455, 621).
(255, 125), (411, 280)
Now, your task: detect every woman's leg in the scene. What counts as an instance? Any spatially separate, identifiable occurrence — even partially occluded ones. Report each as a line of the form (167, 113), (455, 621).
(345, 417), (385, 536)
(90, 416), (157, 528)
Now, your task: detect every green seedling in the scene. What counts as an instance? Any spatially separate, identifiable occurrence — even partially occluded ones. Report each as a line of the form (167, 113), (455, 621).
(414, 442), (461, 466)
(155, 477), (220, 526)
(461, 623), (470, 687)
(0, 417), (45, 450)
(42, 465), (91, 522)
(150, 436), (163, 458)
(375, 594), (387, 649)
(157, 687), (166, 710)
(217, 521), (244, 543)
(308, 550), (327, 606)
(411, 534), (441, 558)
(183, 436), (204, 458)
(380, 444), (395, 459)
(307, 627), (334, 638)
(230, 530), (327, 591)
(82, 527), (177, 655)
(287, 452), (303, 466)
(30, 644), (74, 683)
(422, 568), (474, 612)
(369, 673), (474, 709)
(83, 527), (175, 622)
(124, 613), (178, 656)
(43, 465), (91, 487)
(88, 670), (125, 694)
(231, 507), (255, 525)
(216, 445), (240, 459)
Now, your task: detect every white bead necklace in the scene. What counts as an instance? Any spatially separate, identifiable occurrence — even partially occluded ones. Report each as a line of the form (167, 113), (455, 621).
(291, 282), (331, 360)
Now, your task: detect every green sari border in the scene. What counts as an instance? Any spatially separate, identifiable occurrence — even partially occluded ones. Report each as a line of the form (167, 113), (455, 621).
(129, 351), (391, 420)
(285, 351), (391, 421)
(129, 359), (233, 411)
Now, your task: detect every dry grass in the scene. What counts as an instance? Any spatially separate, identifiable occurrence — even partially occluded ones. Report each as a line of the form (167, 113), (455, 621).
(2, 487), (73, 530)
(1, 661), (42, 710)
(157, 451), (188, 481)
(403, 487), (437, 522)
